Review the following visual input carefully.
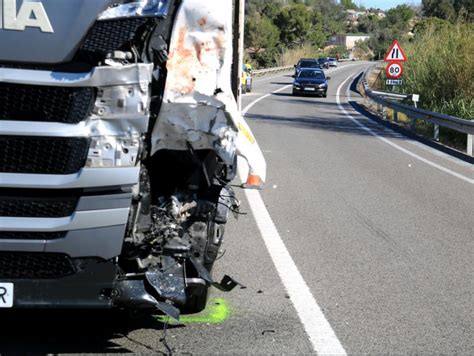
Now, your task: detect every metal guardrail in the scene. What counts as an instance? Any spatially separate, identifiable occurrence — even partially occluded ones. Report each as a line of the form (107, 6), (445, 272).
(361, 69), (474, 157)
(253, 65), (294, 76)
(252, 59), (355, 76)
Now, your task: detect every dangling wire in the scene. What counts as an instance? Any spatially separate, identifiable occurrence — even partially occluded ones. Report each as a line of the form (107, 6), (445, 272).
(160, 316), (173, 355)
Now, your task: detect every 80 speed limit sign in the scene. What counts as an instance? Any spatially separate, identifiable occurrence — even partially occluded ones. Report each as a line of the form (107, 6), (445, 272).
(386, 62), (404, 79)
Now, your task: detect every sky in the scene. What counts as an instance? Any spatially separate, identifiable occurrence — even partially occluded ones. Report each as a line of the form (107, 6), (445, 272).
(356, 0), (421, 10)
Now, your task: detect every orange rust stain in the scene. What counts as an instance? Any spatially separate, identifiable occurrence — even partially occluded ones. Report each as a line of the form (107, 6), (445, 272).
(166, 25), (227, 96)
(167, 26), (197, 94)
(198, 16), (207, 27)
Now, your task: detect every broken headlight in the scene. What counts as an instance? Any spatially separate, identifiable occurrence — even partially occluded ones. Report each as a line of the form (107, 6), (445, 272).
(87, 135), (141, 168)
(98, 0), (170, 20)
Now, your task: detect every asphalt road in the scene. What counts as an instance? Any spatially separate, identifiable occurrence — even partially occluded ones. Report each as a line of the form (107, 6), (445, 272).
(1, 62), (472, 355)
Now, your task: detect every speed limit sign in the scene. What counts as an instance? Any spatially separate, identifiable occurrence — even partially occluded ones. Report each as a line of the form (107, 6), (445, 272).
(386, 62), (404, 79)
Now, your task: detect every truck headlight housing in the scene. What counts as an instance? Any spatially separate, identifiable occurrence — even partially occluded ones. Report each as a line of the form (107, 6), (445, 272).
(98, 0), (170, 20)
(87, 135), (141, 168)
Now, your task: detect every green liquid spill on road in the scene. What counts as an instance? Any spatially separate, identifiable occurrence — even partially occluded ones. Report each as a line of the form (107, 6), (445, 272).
(156, 298), (231, 325)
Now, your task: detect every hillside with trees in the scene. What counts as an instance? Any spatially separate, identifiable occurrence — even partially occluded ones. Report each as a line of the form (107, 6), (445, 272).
(244, 0), (473, 119)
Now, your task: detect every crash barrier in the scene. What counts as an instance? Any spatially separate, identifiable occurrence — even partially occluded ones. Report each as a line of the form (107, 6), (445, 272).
(253, 59), (355, 76)
(253, 65), (294, 76)
(361, 69), (474, 157)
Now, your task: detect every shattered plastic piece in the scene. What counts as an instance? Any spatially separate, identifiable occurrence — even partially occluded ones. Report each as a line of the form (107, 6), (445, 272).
(145, 270), (187, 304)
(156, 301), (181, 321)
(212, 275), (246, 292)
(189, 257), (243, 292)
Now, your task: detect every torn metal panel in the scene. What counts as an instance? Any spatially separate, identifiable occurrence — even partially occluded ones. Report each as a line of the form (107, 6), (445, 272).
(0, 63), (154, 87)
(151, 0), (266, 183)
(2, 64), (153, 137)
(151, 0), (237, 163)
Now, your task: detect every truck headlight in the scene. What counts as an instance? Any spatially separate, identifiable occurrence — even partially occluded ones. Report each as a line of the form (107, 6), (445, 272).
(98, 0), (170, 20)
(87, 135), (141, 168)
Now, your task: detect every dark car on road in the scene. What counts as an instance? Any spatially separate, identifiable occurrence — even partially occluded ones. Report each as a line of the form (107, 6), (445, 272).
(294, 58), (320, 76)
(292, 68), (330, 97)
(318, 57), (330, 69)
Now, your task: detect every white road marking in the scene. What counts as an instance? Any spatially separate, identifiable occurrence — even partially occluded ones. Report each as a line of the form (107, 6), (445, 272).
(242, 85), (291, 115)
(240, 68), (351, 355)
(336, 74), (474, 185)
(238, 168), (347, 355)
(254, 72), (293, 83)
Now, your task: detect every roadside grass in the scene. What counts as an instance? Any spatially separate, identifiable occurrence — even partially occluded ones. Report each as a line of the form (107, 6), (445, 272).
(280, 45), (323, 67)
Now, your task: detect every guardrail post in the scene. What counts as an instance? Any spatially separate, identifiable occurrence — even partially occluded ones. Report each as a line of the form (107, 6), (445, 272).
(411, 117), (417, 132)
(468, 134), (473, 157)
(434, 124), (440, 141)
(393, 110), (398, 123)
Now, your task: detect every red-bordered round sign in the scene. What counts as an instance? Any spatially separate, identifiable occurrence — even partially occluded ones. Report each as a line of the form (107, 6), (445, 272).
(386, 62), (404, 79)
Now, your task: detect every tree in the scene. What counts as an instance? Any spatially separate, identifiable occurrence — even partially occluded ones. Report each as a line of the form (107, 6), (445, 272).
(244, 14), (280, 53)
(341, 0), (357, 10)
(357, 14), (381, 34)
(421, 0), (474, 22)
(422, 0), (456, 21)
(414, 17), (453, 35)
(275, 4), (313, 48)
(382, 4), (416, 31)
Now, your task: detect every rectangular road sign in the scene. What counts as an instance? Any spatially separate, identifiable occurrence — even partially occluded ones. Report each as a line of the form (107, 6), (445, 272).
(386, 79), (403, 86)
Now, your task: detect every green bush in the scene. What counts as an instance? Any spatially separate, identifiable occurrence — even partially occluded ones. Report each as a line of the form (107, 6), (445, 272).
(401, 22), (473, 120)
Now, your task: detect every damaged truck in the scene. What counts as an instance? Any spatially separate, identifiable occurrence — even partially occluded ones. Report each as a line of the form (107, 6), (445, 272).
(0, 0), (265, 318)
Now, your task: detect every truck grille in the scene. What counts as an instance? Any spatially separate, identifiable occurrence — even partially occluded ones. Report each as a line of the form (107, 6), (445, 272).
(0, 252), (76, 279)
(0, 194), (78, 218)
(81, 18), (149, 54)
(0, 136), (89, 175)
(0, 232), (67, 240)
(0, 83), (94, 124)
